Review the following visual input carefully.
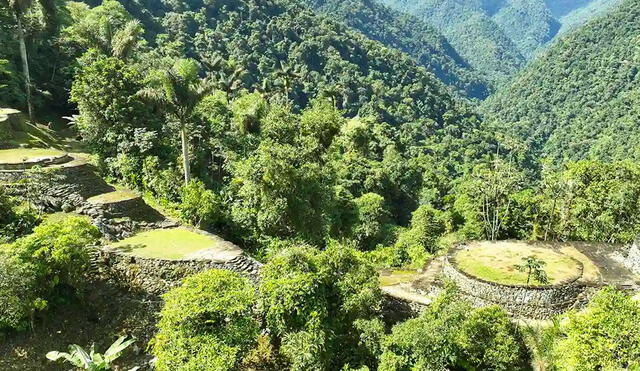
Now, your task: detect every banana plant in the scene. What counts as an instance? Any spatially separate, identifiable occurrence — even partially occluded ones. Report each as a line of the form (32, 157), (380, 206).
(46, 336), (139, 371)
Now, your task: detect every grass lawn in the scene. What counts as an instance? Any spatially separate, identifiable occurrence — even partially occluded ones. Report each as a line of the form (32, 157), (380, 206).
(87, 190), (139, 204)
(110, 227), (224, 260)
(44, 212), (91, 223)
(379, 269), (419, 287)
(455, 241), (582, 286)
(0, 148), (67, 164)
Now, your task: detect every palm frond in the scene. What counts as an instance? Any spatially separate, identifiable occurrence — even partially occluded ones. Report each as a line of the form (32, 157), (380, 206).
(111, 20), (142, 59)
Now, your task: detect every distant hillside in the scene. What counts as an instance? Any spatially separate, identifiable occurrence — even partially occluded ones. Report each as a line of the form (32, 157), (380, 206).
(303, 0), (490, 99)
(555, 0), (623, 34)
(378, 0), (622, 86)
(492, 0), (559, 59)
(483, 0), (640, 163)
(99, 0), (478, 129)
(378, 0), (526, 86)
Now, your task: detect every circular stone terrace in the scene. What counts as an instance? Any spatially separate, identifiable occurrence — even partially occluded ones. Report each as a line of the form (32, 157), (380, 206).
(381, 240), (639, 319)
(0, 148), (72, 170)
(108, 226), (244, 262)
(452, 241), (585, 287)
(441, 240), (640, 318)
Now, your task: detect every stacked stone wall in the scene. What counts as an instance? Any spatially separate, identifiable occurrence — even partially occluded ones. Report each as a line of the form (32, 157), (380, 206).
(0, 162), (114, 209)
(443, 252), (586, 319)
(624, 239), (640, 275)
(0, 154), (72, 170)
(91, 247), (262, 295)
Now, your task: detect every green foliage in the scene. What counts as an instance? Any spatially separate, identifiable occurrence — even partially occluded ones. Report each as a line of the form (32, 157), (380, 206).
(46, 336), (137, 371)
(0, 187), (39, 243)
(514, 256), (550, 285)
(351, 193), (392, 250)
(379, 0), (615, 86)
(179, 179), (221, 228)
(544, 160), (640, 243)
(454, 159), (524, 241)
(0, 252), (37, 330)
(8, 216), (99, 291)
(484, 0), (640, 164)
(113, 0), (463, 127)
(302, 0), (489, 99)
(0, 0), (74, 111)
(63, 0), (143, 59)
(395, 204), (447, 265)
(152, 269), (259, 371)
(230, 137), (329, 243)
(457, 305), (530, 370)
(552, 287), (640, 370)
(0, 58), (9, 91)
(259, 244), (382, 370)
(70, 53), (160, 169)
(0, 216), (99, 330)
(378, 0), (525, 86)
(379, 288), (528, 370)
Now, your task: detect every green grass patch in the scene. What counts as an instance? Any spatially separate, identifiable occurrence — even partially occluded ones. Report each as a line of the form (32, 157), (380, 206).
(455, 242), (582, 286)
(87, 190), (139, 204)
(379, 269), (419, 287)
(0, 148), (67, 164)
(110, 227), (222, 260)
(44, 212), (90, 223)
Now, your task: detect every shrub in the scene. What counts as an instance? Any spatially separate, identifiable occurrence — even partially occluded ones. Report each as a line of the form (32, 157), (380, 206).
(0, 252), (38, 330)
(0, 216), (99, 331)
(259, 244), (382, 370)
(179, 179), (221, 228)
(152, 269), (259, 371)
(9, 216), (99, 290)
(365, 245), (408, 268)
(380, 288), (528, 370)
(0, 189), (39, 243)
(552, 287), (640, 370)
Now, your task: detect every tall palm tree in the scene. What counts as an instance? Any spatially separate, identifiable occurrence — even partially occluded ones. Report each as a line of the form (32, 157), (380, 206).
(72, 16), (142, 59)
(2, 0), (57, 121)
(216, 67), (244, 99)
(276, 61), (302, 102)
(203, 56), (245, 100)
(4, 0), (34, 120)
(138, 59), (214, 185)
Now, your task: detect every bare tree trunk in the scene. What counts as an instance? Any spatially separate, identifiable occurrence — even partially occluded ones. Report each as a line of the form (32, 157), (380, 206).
(181, 125), (191, 186)
(15, 13), (34, 122)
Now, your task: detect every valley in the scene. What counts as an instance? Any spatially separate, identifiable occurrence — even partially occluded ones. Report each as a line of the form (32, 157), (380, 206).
(1, 0), (639, 370)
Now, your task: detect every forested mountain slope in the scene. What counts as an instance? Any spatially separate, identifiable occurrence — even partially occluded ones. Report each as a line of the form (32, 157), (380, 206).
(483, 0), (640, 163)
(553, 0), (623, 34)
(77, 0), (475, 127)
(377, 0), (526, 86)
(302, 0), (490, 99)
(378, 0), (622, 86)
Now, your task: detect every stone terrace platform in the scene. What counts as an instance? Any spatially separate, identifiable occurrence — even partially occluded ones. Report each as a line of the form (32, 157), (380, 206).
(382, 240), (640, 319)
(0, 147), (261, 294)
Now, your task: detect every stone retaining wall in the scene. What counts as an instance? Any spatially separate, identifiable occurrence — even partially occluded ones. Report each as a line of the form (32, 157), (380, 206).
(0, 154), (72, 170)
(0, 162), (114, 210)
(624, 239), (640, 275)
(91, 247), (262, 295)
(86, 196), (166, 223)
(443, 255), (585, 319)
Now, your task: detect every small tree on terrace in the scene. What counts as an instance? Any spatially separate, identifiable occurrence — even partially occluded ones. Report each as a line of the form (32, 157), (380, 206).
(138, 59), (214, 185)
(514, 256), (549, 285)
